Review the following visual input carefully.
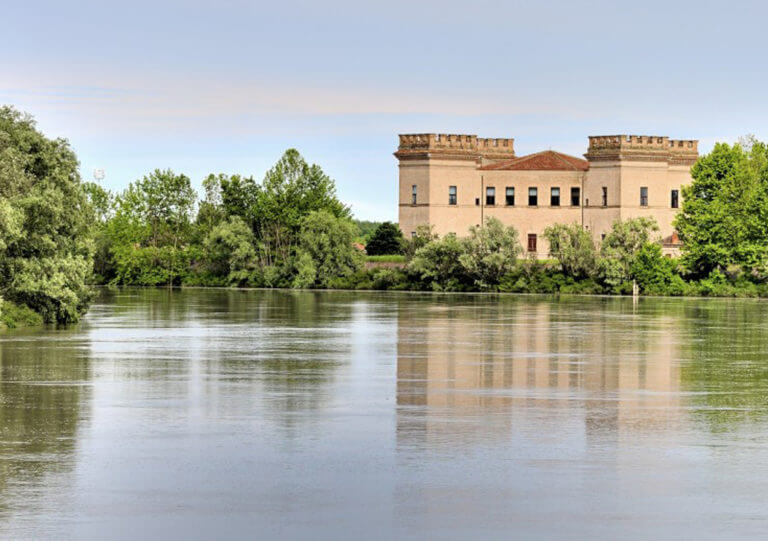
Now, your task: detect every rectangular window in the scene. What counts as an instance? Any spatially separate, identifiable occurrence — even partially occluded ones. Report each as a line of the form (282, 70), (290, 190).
(528, 187), (538, 206)
(571, 187), (580, 206)
(602, 187), (607, 207)
(640, 187), (648, 207)
(411, 185), (417, 205)
(527, 233), (537, 253)
(671, 189), (679, 208)
(506, 187), (515, 206)
(449, 185), (457, 205)
(550, 187), (560, 207)
(486, 187), (496, 206)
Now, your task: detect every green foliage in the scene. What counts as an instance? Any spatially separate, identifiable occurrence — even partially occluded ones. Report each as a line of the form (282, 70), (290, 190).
(83, 182), (116, 282)
(408, 233), (468, 291)
(630, 243), (689, 296)
(106, 169), (197, 286)
(407, 218), (522, 291)
(366, 254), (406, 263)
(255, 149), (350, 267)
(296, 211), (363, 287)
(676, 139), (768, 277)
(292, 250), (318, 289)
(370, 268), (409, 290)
(543, 222), (598, 279)
(365, 221), (404, 255)
(0, 298), (43, 329)
(202, 216), (257, 285)
(0, 106), (94, 324)
(403, 224), (438, 259)
(459, 218), (522, 290)
(598, 217), (660, 288)
(352, 219), (383, 242)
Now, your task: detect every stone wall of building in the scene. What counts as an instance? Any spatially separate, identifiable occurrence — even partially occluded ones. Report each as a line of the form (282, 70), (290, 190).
(395, 133), (698, 257)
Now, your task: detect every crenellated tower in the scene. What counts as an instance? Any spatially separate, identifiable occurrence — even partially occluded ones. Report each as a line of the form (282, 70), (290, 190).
(394, 133), (515, 237)
(583, 134), (698, 246)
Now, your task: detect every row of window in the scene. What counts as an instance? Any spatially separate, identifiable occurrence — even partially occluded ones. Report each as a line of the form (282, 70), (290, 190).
(411, 185), (680, 208)
(481, 186), (579, 207)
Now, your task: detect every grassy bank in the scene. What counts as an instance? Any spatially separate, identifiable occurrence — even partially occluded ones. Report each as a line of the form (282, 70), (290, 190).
(365, 254), (406, 263)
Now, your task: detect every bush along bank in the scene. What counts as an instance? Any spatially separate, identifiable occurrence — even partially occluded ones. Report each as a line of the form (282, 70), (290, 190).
(308, 218), (768, 298)
(0, 298), (44, 330)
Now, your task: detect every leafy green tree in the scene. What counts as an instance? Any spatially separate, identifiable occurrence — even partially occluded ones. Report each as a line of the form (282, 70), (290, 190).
(256, 149), (350, 268)
(675, 139), (768, 277)
(83, 182), (113, 223)
(296, 210), (362, 287)
(83, 182), (116, 282)
(107, 169), (197, 285)
(543, 222), (598, 279)
(599, 217), (659, 288)
(134, 169), (196, 248)
(459, 217), (522, 290)
(203, 216), (257, 285)
(365, 221), (404, 255)
(352, 219), (382, 242)
(291, 251), (317, 289)
(408, 233), (468, 291)
(0, 106), (94, 323)
(630, 242), (687, 295)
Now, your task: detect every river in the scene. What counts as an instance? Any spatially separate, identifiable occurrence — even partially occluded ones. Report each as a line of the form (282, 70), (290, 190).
(1, 288), (768, 539)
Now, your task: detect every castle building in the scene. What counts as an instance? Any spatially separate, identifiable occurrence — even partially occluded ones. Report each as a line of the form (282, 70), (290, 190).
(394, 134), (698, 256)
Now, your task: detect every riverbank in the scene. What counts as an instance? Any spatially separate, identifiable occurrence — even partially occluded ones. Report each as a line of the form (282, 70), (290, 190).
(92, 276), (768, 300)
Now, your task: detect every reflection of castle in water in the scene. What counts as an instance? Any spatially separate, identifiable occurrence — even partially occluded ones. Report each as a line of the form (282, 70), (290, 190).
(396, 298), (683, 446)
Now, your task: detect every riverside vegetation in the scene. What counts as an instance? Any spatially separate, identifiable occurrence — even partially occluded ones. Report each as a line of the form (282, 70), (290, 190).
(3, 107), (768, 327)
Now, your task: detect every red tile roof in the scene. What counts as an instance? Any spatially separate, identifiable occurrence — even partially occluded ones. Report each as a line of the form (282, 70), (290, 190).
(480, 150), (589, 171)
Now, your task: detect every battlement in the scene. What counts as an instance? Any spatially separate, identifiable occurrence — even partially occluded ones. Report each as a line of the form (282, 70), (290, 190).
(396, 133), (515, 161)
(586, 134), (698, 164)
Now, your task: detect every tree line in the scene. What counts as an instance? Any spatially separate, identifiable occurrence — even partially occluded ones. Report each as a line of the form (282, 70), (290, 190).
(4, 105), (768, 328)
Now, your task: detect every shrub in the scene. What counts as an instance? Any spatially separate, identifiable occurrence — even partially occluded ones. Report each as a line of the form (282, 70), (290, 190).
(0, 300), (44, 329)
(459, 218), (523, 290)
(544, 223), (598, 279)
(599, 217), (660, 287)
(407, 233), (468, 291)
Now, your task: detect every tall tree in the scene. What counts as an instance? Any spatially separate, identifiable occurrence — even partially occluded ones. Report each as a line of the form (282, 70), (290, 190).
(0, 106), (94, 323)
(107, 169), (197, 285)
(599, 217), (659, 288)
(675, 139), (768, 276)
(255, 149), (350, 267)
(295, 210), (362, 287)
(459, 217), (522, 290)
(544, 222), (598, 279)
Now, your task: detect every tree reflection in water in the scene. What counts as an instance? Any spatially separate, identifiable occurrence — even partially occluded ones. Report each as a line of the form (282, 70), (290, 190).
(0, 328), (92, 516)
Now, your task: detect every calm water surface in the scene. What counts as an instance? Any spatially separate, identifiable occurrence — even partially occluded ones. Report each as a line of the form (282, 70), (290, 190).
(2, 289), (768, 539)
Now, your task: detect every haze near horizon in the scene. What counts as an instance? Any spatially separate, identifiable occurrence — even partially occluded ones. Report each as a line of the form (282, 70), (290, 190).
(2, 0), (764, 220)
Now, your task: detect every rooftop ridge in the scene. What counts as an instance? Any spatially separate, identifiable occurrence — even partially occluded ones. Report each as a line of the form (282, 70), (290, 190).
(480, 149), (589, 171)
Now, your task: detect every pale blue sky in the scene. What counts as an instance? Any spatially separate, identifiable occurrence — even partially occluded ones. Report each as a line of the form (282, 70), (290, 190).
(2, 0), (766, 220)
